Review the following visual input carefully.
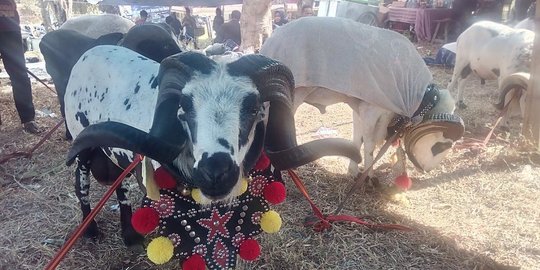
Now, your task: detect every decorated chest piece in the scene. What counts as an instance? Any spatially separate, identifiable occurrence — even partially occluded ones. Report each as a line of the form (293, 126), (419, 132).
(131, 153), (286, 269)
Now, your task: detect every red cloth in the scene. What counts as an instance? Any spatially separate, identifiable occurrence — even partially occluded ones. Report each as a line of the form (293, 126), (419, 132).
(0, 0), (20, 32)
(388, 7), (417, 24)
(388, 7), (453, 41)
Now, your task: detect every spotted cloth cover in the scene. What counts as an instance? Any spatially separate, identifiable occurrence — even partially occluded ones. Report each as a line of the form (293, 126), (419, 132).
(138, 158), (284, 269)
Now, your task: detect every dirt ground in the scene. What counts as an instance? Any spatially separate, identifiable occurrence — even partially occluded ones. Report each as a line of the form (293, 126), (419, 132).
(0, 42), (539, 270)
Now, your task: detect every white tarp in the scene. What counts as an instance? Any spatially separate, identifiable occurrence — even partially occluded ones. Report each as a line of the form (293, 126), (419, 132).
(260, 16), (433, 118)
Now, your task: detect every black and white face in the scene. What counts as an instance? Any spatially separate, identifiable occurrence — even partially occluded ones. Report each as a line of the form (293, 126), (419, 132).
(174, 64), (264, 202)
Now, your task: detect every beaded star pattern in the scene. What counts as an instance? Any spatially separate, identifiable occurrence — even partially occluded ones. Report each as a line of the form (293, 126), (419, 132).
(132, 153), (286, 270)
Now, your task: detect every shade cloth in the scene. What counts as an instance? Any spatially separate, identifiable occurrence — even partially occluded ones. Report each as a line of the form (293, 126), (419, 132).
(98, 0), (242, 6)
(388, 7), (454, 41)
(260, 17), (433, 118)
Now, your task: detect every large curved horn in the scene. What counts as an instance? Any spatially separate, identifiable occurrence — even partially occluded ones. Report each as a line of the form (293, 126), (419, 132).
(495, 72), (529, 110)
(66, 121), (182, 166)
(227, 55), (362, 170)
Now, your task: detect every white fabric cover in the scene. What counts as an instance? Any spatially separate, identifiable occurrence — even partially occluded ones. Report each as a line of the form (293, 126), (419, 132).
(260, 17), (433, 117)
(515, 18), (534, 31)
(60, 14), (135, 39)
(442, 42), (457, 53)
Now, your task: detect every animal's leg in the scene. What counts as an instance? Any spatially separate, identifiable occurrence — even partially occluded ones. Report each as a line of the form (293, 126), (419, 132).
(359, 104), (394, 188)
(292, 87), (315, 114)
(357, 105), (378, 178)
(115, 180), (144, 248)
(348, 110), (362, 177)
(448, 61), (472, 109)
(74, 150), (99, 238)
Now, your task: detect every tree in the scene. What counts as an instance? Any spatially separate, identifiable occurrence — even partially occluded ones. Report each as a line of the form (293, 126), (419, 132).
(523, 1), (540, 147)
(240, 0), (273, 52)
(40, 0), (72, 31)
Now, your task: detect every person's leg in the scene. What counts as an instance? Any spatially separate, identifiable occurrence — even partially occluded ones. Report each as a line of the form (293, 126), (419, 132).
(0, 31), (39, 132)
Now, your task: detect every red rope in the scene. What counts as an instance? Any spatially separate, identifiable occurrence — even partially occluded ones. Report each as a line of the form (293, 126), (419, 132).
(287, 169), (412, 232)
(26, 68), (57, 94)
(44, 154), (143, 270)
(0, 118), (64, 164)
(455, 93), (519, 150)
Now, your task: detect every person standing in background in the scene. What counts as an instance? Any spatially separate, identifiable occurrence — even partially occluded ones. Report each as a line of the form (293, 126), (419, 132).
(272, 10), (288, 30)
(0, 0), (40, 133)
(214, 10), (241, 46)
(182, 6), (198, 48)
(212, 7), (224, 36)
(135, 10), (148, 25)
(165, 12), (182, 37)
(299, 5), (315, 17)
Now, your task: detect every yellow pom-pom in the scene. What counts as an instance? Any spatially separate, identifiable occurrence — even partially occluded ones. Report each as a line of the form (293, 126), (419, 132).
(236, 178), (249, 196)
(192, 188), (202, 203)
(260, 210), (282, 233)
(147, 236), (174, 265)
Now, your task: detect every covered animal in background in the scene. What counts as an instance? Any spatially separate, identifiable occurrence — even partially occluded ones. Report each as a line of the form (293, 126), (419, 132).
(63, 46), (361, 246)
(260, 17), (464, 178)
(40, 23), (182, 139)
(59, 14), (134, 39)
(447, 21), (534, 127)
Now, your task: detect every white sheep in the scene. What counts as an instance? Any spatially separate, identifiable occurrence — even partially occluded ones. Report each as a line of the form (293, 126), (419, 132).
(60, 14), (135, 39)
(260, 17), (464, 178)
(447, 21), (533, 127)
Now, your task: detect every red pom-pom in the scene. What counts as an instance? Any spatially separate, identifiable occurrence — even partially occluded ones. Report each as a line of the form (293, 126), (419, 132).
(239, 239), (261, 261)
(154, 167), (177, 189)
(254, 152), (271, 171)
(263, 182), (286, 204)
(182, 254), (206, 270)
(131, 207), (159, 234)
(394, 174), (412, 190)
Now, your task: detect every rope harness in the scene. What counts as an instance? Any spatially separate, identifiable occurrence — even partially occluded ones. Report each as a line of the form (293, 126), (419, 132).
(0, 118), (64, 165)
(44, 155), (144, 270)
(0, 70), (60, 165)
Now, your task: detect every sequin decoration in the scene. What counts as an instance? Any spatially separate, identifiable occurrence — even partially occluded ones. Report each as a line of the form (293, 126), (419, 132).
(249, 175), (268, 197)
(140, 158), (285, 270)
(150, 194), (175, 218)
(168, 233), (182, 247)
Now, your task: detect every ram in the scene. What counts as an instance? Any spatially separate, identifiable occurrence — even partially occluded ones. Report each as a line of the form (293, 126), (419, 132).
(63, 46), (361, 246)
(40, 23), (181, 139)
(447, 21), (533, 128)
(260, 17), (464, 178)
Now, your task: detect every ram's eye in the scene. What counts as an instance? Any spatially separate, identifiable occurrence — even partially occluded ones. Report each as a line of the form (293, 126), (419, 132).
(251, 107), (259, 116)
(179, 96), (194, 113)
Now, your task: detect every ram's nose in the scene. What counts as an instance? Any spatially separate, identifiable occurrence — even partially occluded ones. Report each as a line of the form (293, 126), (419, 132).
(194, 152), (239, 199)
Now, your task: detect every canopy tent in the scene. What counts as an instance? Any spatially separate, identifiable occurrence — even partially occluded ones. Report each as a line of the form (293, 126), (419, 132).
(97, 0), (243, 6)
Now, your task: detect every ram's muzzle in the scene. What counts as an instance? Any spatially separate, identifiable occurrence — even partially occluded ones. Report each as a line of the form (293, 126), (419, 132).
(404, 113), (464, 171)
